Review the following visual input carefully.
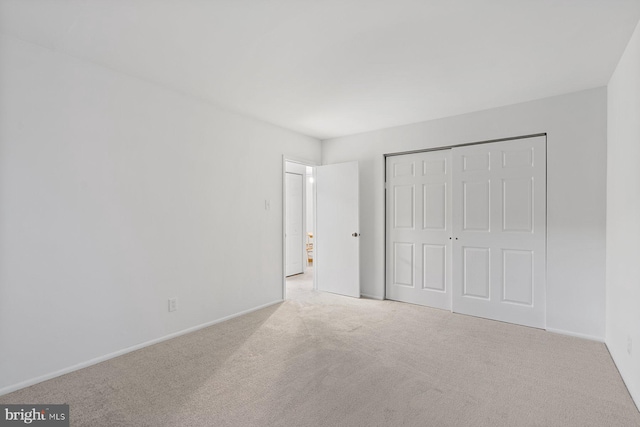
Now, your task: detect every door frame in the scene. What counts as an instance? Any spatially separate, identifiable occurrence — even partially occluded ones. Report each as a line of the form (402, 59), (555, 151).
(383, 133), (547, 302)
(282, 156), (318, 300)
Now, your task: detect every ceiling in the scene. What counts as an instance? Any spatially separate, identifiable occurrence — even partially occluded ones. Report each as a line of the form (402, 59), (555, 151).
(1, 0), (640, 140)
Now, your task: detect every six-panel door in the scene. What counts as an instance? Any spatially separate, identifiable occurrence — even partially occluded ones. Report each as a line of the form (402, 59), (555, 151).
(451, 136), (546, 328)
(386, 149), (453, 310)
(385, 136), (546, 329)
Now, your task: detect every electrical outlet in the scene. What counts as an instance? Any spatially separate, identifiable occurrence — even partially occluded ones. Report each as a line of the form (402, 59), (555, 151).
(627, 336), (632, 355)
(168, 298), (177, 312)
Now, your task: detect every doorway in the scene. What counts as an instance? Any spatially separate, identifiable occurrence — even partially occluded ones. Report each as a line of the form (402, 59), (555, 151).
(284, 160), (316, 299)
(283, 158), (362, 300)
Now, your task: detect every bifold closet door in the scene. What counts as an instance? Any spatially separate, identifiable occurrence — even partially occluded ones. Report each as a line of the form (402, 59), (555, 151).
(451, 136), (546, 328)
(385, 150), (452, 310)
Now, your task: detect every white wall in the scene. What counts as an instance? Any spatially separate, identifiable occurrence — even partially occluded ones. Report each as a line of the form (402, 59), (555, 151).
(0, 35), (320, 394)
(607, 19), (640, 408)
(323, 87), (607, 340)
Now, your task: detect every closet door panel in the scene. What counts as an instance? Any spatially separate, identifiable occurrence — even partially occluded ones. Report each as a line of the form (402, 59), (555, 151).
(451, 136), (546, 329)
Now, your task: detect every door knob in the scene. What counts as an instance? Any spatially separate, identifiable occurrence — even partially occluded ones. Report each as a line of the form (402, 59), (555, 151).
(352, 232), (359, 237)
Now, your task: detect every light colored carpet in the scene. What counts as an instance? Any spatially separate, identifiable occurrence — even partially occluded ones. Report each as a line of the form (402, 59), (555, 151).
(2, 268), (638, 426)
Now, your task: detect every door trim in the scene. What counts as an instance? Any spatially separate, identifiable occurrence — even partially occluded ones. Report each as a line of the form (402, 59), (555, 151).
(383, 133), (547, 302)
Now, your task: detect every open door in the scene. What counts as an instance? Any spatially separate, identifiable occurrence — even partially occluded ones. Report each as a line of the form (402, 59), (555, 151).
(316, 161), (360, 298)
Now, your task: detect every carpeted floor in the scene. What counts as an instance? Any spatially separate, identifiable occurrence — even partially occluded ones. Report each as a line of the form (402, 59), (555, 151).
(1, 268), (639, 426)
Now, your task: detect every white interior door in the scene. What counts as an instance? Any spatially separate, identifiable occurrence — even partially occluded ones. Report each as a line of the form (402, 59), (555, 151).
(451, 136), (546, 328)
(316, 161), (360, 298)
(386, 150), (452, 310)
(285, 172), (304, 276)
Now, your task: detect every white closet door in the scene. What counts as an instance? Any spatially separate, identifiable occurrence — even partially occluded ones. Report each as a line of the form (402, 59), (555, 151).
(285, 172), (304, 276)
(386, 150), (452, 310)
(451, 136), (546, 328)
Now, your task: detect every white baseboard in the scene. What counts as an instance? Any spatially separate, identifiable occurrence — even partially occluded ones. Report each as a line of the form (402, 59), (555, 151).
(361, 293), (384, 300)
(605, 343), (640, 413)
(546, 327), (604, 343)
(0, 299), (284, 397)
